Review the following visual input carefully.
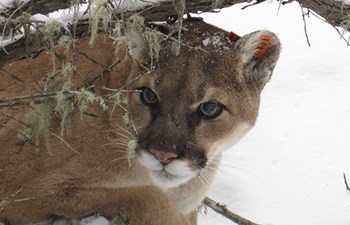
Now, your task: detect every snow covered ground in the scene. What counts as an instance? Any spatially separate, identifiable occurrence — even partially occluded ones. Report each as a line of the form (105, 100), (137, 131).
(200, 1), (350, 225)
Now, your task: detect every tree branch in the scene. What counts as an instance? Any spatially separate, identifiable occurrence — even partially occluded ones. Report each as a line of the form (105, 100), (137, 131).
(299, 4), (311, 47)
(344, 173), (350, 191)
(1, 0), (349, 68)
(296, 0), (350, 31)
(203, 197), (263, 225)
(0, 0), (247, 67)
(0, 0), (82, 19)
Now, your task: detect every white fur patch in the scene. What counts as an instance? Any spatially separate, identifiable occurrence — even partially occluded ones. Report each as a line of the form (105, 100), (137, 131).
(138, 151), (198, 188)
(208, 122), (252, 161)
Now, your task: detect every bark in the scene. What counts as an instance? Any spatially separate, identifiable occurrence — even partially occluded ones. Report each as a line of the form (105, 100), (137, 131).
(0, 0), (76, 18)
(0, 0), (349, 66)
(203, 197), (262, 225)
(297, 0), (350, 28)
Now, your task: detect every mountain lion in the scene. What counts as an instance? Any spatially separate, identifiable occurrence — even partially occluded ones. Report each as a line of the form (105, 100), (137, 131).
(0, 18), (280, 225)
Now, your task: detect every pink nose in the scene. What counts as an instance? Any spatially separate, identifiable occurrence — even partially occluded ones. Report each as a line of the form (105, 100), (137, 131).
(149, 149), (178, 164)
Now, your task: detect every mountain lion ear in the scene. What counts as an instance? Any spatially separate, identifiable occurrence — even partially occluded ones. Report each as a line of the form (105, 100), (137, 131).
(235, 30), (281, 91)
(127, 29), (148, 64)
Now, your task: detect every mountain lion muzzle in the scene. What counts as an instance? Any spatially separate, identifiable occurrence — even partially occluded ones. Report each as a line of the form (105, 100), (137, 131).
(0, 18), (280, 225)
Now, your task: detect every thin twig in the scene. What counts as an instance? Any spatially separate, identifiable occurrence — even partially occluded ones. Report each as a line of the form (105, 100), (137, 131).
(102, 87), (141, 93)
(331, 25), (350, 46)
(307, 10), (350, 46)
(300, 4), (311, 47)
(1, 0), (30, 54)
(0, 92), (57, 104)
(87, 60), (122, 87)
(0, 188), (22, 211)
(0, 108), (80, 153)
(1, 68), (42, 93)
(241, 0), (267, 10)
(0, 68), (25, 84)
(0, 188), (56, 212)
(344, 173), (350, 191)
(106, 73), (144, 96)
(0, 122), (35, 146)
(26, 58), (45, 93)
(203, 197), (263, 225)
(45, 129), (80, 155)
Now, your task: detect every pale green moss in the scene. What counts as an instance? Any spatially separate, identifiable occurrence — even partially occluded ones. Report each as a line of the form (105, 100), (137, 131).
(74, 89), (108, 115)
(143, 29), (162, 67)
(110, 207), (130, 225)
(55, 89), (75, 137)
(88, 0), (113, 46)
(21, 100), (52, 152)
(212, 0), (224, 8)
(127, 139), (137, 166)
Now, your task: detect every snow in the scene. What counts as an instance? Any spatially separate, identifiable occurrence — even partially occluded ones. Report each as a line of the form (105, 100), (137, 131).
(0, 34), (24, 47)
(202, 35), (225, 46)
(116, 0), (171, 11)
(0, 0), (30, 12)
(0, 0), (13, 11)
(53, 215), (109, 225)
(199, 1), (350, 225)
(336, 0), (350, 5)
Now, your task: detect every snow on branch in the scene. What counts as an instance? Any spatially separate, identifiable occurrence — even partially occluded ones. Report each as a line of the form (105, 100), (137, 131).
(1, 0), (348, 67)
(0, 0), (249, 67)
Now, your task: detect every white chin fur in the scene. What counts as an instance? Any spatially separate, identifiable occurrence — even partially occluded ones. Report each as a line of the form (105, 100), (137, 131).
(138, 151), (198, 188)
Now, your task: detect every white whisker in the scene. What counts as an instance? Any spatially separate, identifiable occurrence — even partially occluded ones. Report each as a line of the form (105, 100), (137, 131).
(111, 131), (133, 140)
(196, 170), (212, 185)
(101, 142), (127, 147)
(108, 139), (130, 145)
(107, 155), (135, 164)
(196, 174), (207, 186)
(115, 123), (134, 136)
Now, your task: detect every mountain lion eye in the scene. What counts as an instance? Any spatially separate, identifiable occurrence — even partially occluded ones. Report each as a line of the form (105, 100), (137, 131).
(140, 87), (158, 107)
(199, 101), (223, 119)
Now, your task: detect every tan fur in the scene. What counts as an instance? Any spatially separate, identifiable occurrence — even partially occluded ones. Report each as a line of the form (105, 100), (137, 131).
(0, 18), (280, 225)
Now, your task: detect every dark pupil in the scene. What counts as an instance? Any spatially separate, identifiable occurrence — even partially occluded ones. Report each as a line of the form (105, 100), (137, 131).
(143, 88), (157, 104)
(200, 101), (222, 119)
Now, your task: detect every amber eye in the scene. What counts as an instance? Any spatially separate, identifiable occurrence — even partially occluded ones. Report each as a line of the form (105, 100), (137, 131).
(199, 101), (223, 120)
(140, 87), (158, 107)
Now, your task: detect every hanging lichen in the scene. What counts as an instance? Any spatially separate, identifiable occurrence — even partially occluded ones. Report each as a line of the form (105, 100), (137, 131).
(74, 88), (108, 116)
(126, 15), (163, 66)
(122, 112), (131, 126)
(109, 91), (125, 118)
(112, 19), (128, 54)
(143, 28), (163, 67)
(110, 207), (129, 225)
(42, 20), (65, 48)
(341, 12), (350, 37)
(88, 0), (113, 46)
(21, 99), (53, 152)
(127, 139), (137, 166)
(54, 82), (75, 137)
(212, 0), (224, 8)
(57, 35), (76, 57)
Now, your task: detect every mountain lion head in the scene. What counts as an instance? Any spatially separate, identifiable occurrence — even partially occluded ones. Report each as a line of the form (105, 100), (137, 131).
(125, 19), (281, 188)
